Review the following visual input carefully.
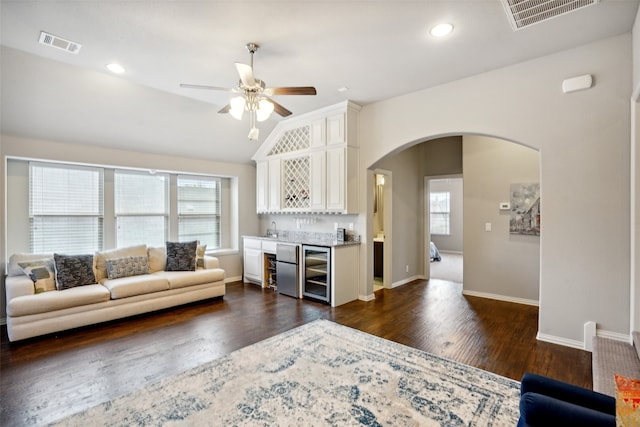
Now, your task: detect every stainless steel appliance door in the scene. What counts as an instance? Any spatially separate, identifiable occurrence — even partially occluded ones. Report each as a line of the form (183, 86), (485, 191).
(276, 261), (299, 298)
(276, 243), (298, 263)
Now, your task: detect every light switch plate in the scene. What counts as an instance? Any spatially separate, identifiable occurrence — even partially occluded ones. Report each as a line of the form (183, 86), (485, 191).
(499, 202), (510, 210)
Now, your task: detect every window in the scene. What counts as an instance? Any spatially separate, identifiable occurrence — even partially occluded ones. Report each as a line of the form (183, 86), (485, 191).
(430, 191), (450, 235)
(178, 175), (221, 248)
(29, 162), (104, 253)
(15, 159), (230, 255)
(115, 170), (169, 247)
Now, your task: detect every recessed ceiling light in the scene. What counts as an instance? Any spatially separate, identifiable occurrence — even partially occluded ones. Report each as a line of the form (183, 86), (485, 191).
(106, 63), (125, 74)
(430, 23), (454, 38)
(338, 86), (349, 93)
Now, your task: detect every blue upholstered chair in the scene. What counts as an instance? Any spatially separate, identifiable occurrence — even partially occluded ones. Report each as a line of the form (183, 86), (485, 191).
(518, 373), (616, 427)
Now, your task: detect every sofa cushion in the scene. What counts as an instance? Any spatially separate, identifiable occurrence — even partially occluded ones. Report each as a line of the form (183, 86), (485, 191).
(101, 274), (170, 299)
(154, 268), (225, 290)
(148, 246), (166, 273)
(18, 258), (56, 293)
(94, 244), (148, 282)
(8, 253), (53, 277)
(165, 241), (197, 271)
(106, 255), (150, 279)
(54, 254), (97, 290)
(7, 284), (111, 317)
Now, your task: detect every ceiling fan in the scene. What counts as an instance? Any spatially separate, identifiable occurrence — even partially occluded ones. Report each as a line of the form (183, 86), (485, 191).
(180, 43), (317, 140)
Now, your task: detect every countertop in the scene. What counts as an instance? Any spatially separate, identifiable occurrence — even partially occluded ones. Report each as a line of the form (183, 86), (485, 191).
(243, 235), (361, 248)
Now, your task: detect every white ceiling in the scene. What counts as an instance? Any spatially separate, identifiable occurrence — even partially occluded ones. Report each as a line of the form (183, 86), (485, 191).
(1, 0), (638, 164)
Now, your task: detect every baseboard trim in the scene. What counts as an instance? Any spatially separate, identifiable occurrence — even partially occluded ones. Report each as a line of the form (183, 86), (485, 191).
(360, 293), (376, 302)
(439, 250), (463, 255)
(537, 332), (585, 350)
(597, 329), (631, 343)
(536, 329), (630, 351)
(462, 290), (539, 307)
(225, 275), (242, 284)
(391, 275), (426, 288)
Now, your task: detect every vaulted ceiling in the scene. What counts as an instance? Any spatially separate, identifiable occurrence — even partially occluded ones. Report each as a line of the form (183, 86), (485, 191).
(1, 1), (638, 163)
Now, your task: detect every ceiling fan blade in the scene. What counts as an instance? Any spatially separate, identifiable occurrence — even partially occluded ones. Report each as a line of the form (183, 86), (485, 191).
(265, 86), (317, 96)
(180, 83), (235, 92)
(218, 104), (231, 114)
(234, 62), (256, 87)
(266, 98), (292, 117)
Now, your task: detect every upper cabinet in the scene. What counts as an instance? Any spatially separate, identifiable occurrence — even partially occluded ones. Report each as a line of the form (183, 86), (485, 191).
(252, 101), (360, 214)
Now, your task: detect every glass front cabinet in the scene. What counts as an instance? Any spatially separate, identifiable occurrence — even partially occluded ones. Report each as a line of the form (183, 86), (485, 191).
(302, 245), (330, 303)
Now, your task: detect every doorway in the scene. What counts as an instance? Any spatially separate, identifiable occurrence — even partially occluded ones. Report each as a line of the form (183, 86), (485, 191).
(373, 170), (391, 290)
(427, 176), (463, 283)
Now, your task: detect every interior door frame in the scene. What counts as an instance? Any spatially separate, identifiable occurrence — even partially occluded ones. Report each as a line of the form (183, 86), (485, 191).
(373, 168), (392, 289)
(424, 174), (463, 280)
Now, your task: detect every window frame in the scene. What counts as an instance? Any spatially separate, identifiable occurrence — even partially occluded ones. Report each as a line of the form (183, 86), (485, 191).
(430, 190), (451, 236)
(114, 169), (170, 248)
(177, 175), (222, 249)
(11, 158), (233, 255)
(29, 162), (105, 254)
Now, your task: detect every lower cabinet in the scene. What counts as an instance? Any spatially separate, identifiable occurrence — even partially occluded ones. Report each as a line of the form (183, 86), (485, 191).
(243, 247), (262, 285)
(331, 244), (359, 307)
(243, 238), (263, 285)
(301, 243), (359, 307)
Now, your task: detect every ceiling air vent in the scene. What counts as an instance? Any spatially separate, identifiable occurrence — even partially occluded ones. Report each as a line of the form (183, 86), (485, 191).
(38, 31), (82, 54)
(500, 0), (599, 31)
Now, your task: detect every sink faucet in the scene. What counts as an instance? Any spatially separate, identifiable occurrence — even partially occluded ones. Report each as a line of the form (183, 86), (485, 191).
(270, 221), (277, 237)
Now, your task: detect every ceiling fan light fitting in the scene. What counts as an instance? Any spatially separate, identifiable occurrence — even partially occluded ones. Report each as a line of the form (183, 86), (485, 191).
(248, 127), (260, 141)
(256, 99), (274, 122)
(229, 96), (246, 120)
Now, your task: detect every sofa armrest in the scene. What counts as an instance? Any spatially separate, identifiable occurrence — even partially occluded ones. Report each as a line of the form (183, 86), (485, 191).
(203, 255), (219, 269)
(519, 392), (615, 427)
(6, 275), (36, 302)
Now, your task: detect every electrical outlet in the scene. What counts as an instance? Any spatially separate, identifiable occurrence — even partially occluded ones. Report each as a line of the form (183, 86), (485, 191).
(405, 265), (409, 273)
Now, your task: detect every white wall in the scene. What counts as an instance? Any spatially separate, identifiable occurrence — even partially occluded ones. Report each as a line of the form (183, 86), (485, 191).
(633, 6), (640, 90)
(359, 34), (632, 346)
(462, 136), (540, 304)
(632, 0), (640, 334)
(375, 145), (424, 283)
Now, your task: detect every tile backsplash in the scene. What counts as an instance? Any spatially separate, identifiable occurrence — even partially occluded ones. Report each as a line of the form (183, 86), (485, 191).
(261, 214), (360, 243)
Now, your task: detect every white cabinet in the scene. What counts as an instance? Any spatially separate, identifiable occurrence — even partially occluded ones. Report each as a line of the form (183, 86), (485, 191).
(252, 101), (360, 214)
(331, 244), (359, 307)
(309, 151), (326, 210)
(267, 158), (281, 211)
(326, 147), (345, 211)
(310, 118), (326, 148)
(326, 113), (345, 145)
(243, 238), (263, 285)
(256, 161), (268, 213)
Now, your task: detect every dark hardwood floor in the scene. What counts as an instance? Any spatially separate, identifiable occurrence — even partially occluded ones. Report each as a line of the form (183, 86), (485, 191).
(0, 279), (592, 425)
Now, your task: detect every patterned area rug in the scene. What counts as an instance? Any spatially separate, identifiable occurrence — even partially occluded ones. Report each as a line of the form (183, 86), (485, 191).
(53, 320), (520, 426)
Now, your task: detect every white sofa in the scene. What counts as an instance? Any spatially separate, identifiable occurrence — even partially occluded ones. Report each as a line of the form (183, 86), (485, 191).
(5, 244), (225, 342)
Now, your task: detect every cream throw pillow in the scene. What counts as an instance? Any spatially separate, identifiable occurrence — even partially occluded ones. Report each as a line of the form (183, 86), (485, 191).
(94, 244), (148, 282)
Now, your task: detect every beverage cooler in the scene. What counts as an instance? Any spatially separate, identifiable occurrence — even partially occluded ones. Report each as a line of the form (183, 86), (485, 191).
(302, 245), (331, 303)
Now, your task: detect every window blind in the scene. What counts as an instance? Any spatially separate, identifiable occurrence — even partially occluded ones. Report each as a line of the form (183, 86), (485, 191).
(29, 162), (104, 253)
(115, 170), (169, 248)
(430, 191), (451, 235)
(177, 175), (221, 248)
